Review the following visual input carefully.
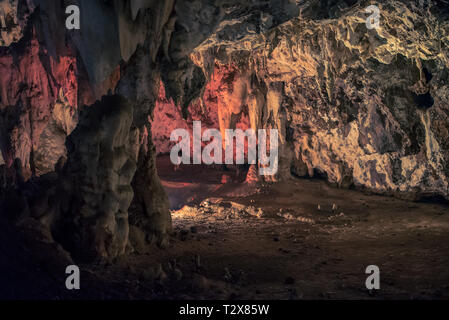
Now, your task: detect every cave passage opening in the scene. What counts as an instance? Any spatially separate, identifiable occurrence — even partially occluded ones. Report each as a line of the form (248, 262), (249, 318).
(157, 155), (251, 210)
(152, 73), (259, 211)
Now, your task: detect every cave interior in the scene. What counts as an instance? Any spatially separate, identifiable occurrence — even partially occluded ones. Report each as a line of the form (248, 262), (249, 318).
(0, 0), (449, 300)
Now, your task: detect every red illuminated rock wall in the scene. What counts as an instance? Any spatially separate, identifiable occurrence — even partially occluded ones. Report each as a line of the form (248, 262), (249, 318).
(0, 28), (77, 177)
(152, 63), (251, 158)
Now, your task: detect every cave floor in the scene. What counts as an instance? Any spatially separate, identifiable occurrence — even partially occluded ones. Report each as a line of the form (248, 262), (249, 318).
(94, 159), (449, 300)
(4, 159), (449, 300)
(139, 180), (449, 300)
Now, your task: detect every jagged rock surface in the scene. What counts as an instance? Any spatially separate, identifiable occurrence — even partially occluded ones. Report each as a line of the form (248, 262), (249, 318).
(188, 0), (449, 199)
(52, 95), (136, 261)
(0, 0), (177, 261)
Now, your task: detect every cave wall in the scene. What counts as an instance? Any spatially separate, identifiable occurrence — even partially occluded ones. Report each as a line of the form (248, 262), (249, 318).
(0, 0), (176, 262)
(0, 15), (78, 177)
(0, 0), (299, 261)
(189, 0), (449, 199)
(151, 64), (251, 157)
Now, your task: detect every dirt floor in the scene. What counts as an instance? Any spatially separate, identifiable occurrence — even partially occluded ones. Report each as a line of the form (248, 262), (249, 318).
(104, 156), (449, 300)
(2, 156), (449, 300)
(162, 182), (449, 300)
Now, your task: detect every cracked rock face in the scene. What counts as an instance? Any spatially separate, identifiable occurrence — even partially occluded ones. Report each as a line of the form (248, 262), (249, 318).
(186, 0), (449, 198)
(0, 0), (28, 46)
(53, 95), (136, 261)
(0, 30), (78, 177)
(0, 0), (176, 261)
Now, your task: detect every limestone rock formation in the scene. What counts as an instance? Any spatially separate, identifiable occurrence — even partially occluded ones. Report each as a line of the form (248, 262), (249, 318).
(51, 95), (136, 261)
(0, 27), (77, 177)
(187, 0), (449, 198)
(129, 124), (172, 249)
(0, 0), (28, 46)
(0, 0), (176, 261)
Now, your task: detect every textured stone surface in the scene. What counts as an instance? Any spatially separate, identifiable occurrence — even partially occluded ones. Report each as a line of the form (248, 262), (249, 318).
(129, 123), (172, 249)
(187, 0), (449, 199)
(0, 0), (176, 261)
(49, 95), (136, 261)
(0, 0), (28, 46)
(0, 30), (77, 177)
